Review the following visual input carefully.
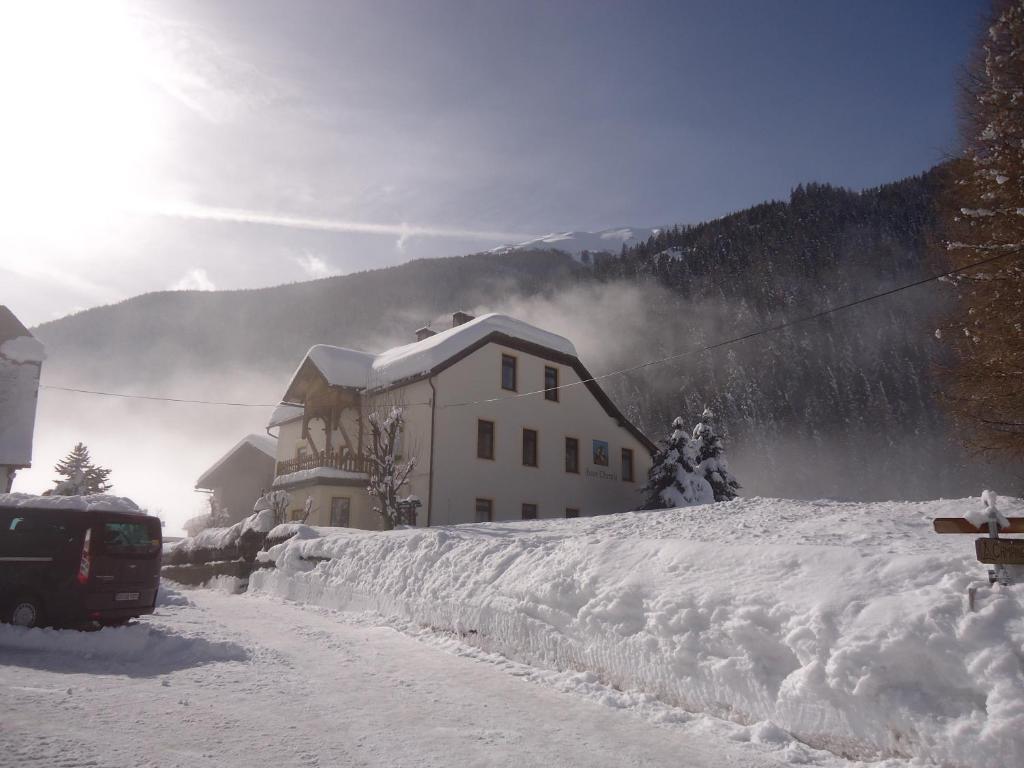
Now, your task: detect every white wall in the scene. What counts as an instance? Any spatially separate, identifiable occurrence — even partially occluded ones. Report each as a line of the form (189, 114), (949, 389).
(429, 343), (651, 525)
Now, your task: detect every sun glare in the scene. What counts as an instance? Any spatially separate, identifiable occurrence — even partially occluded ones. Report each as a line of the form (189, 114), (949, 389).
(0, 1), (165, 250)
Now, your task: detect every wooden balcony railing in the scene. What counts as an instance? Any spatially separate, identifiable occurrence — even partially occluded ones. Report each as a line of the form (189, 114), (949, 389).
(276, 449), (368, 478)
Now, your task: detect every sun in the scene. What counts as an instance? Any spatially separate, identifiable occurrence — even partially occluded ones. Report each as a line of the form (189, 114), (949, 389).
(0, 1), (166, 249)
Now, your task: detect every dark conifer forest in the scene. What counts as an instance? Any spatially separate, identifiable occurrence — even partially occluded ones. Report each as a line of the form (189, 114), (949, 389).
(33, 167), (1020, 501)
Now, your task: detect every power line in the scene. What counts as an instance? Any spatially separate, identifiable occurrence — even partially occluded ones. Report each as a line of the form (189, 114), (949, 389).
(39, 385), (279, 407)
(39, 247), (1019, 411)
(440, 247), (1021, 408)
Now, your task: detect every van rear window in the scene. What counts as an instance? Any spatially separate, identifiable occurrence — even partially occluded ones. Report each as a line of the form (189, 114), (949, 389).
(100, 521), (160, 556)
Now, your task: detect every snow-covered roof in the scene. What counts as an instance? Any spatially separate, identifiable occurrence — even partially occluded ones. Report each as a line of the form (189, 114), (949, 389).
(267, 403), (303, 428)
(196, 434), (277, 489)
(0, 492), (143, 514)
(288, 313), (576, 395)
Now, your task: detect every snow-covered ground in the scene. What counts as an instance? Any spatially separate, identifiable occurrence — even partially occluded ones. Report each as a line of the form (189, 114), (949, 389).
(3, 584), (853, 768)
(2, 497), (1021, 767)
(250, 496), (1024, 768)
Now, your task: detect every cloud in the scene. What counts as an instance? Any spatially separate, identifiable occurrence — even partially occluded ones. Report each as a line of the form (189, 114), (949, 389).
(171, 268), (216, 291)
(133, 200), (534, 243)
(293, 253), (337, 279)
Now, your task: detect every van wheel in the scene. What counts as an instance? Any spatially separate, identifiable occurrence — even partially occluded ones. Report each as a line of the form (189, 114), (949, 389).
(9, 597), (43, 628)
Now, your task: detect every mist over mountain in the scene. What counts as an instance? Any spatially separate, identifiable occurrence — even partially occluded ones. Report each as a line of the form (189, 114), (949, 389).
(28, 167), (1019, 519)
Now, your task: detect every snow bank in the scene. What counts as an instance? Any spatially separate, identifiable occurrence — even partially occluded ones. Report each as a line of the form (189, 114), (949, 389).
(0, 492), (143, 514)
(251, 496), (1024, 767)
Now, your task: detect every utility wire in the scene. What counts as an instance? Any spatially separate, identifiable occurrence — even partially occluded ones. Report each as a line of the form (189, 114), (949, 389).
(39, 385), (280, 407)
(441, 247), (1020, 408)
(39, 248), (1019, 410)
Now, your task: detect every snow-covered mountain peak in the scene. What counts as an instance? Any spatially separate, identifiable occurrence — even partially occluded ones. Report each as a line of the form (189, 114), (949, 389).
(490, 227), (662, 259)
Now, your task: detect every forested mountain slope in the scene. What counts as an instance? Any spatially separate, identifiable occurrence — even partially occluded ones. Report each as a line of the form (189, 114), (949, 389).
(32, 168), (1019, 501)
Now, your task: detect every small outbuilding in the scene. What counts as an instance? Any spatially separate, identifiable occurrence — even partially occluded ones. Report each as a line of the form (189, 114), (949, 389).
(0, 306), (45, 492)
(194, 434), (277, 528)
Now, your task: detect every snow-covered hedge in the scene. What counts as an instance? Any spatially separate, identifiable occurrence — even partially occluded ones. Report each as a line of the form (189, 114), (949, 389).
(0, 492), (142, 514)
(167, 509), (279, 565)
(250, 496), (1024, 768)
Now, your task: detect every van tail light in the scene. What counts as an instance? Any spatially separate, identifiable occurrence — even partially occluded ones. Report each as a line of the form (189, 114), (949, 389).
(77, 527), (92, 585)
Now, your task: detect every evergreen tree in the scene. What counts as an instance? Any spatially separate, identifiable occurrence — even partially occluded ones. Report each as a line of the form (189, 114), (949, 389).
(691, 408), (741, 501)
(640, 417), (714, 509)
(51, 443), (112, 495)
(938, 0), (1024, 458)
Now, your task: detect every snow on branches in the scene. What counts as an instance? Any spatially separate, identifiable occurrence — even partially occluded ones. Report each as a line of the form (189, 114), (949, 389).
(365, 406), (416, 530)
(641, 409), (739, 509)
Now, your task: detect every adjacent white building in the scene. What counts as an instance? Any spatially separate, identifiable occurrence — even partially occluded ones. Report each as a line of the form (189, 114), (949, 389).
(267, 312), (654, 529)
(0, 306), (45, 493)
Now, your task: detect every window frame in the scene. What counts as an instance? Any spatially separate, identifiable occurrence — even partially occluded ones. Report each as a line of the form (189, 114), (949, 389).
(474, 498), (494, 523)
(564, 436), (579, 474)
(501, 353), (518, 392)
(329, 496), (351, 527)
(544, 366), (559, 402)
(621, 447), (635, 483)
(522, 427), (539, 468)
(477, 419), (495, 460)
(521, 503), (538, 521)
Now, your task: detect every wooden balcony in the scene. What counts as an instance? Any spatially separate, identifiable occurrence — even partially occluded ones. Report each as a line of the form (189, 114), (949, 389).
(276, 449), (368, 478)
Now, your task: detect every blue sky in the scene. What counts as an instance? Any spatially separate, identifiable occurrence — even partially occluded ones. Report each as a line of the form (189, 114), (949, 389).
(0, 0), (986, 325)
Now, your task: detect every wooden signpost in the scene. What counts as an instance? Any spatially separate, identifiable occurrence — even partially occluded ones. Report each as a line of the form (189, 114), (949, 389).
(934, 494), (1023, 599)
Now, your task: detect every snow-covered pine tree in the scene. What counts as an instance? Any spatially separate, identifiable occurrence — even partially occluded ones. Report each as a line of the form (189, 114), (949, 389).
(640, 417), (714, 509)
(691, 408), (740, 501)
(50, 442), (112, 495)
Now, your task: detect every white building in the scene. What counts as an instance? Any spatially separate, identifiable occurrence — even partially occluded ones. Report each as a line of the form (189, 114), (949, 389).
(267, 312), (654, 528)
(0, 306), (45, 493)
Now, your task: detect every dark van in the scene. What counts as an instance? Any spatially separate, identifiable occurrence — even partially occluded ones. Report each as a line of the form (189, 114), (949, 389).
(0, 504), (162, 628)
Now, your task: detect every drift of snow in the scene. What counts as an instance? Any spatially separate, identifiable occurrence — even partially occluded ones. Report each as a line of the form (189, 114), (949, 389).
(252, 496), (1024, 768)
(0, 335), (46, 364)
(287, 313), (577, 392)
(0, 492), (143, 514)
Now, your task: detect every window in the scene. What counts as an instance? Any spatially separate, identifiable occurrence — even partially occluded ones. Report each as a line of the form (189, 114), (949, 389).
(521, 503), (538, 520)
(621, 448), (635, 482)
(544, 366), (559, 401)
(296, 444), (309, 460)
(501, 354), (517, 391)
(330, 497), (351, 527)
(565, 437), (579, 473)
(475, 498), (493, 523)
(522, 428), (538, 467)
(100, 520), (161, 557)
(477, 419), (495, 460)
(565, 508), (580, 519)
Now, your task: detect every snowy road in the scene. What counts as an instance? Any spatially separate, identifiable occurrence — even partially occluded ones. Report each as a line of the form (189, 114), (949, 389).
(0, 586), (823, 768)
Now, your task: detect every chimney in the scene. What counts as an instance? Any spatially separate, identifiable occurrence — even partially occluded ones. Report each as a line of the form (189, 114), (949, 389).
(452, 310), (475, 328)
(415, 326), (437, 342)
